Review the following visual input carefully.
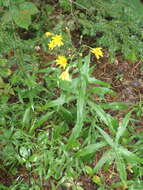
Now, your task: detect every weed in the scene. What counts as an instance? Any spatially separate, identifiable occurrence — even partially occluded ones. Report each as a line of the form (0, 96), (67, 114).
(0, 1), (143, 190)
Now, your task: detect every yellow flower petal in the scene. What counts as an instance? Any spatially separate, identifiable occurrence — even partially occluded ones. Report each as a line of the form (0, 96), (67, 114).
(52, 35), (64, 47)
(48, 40), (56, 50)
(47, 35), (64, 50)
(56, 56), (67, 69)
(91, 47), (103, 59)
(59, 69), (71, 81)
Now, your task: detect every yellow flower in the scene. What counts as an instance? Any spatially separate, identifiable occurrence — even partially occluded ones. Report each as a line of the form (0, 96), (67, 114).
(90, 47), (103, 59)
(45, 32), (53, 37)
(48, 34), (64, 50)
(48, 40), (56, 50)
(56, 56), (67, 69)
(52, 35), (64, 47)
(59, 69), (71, 81)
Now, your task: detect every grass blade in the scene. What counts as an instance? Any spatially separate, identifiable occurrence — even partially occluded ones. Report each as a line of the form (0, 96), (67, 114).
(42, 94), (66, 110)
(29, 111), (54, 133)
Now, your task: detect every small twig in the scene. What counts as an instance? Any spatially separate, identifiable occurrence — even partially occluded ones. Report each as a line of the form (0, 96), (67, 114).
(131, 61), (142, 75)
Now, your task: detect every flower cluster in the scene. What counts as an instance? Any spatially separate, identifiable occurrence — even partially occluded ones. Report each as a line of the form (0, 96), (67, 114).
(46, 33), (64, 50)
(55, 56), (71, 81)
(45, 32), (104, 81)
(45, 32), (70, 81)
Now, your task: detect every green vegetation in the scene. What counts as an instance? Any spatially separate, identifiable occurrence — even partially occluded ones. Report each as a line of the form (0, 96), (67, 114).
(0, 0), (143, 189)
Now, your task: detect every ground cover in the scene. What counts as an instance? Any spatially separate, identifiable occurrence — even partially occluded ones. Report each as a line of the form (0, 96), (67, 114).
(0, 0), (143, 190)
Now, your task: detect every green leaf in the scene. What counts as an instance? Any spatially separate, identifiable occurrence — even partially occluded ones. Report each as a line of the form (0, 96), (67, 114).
(0, 183), (9, 189)
(11, 2), (38, 29)
(92, 175), (102, 185)
(12, 7), (31, 29)
(76, 142), (107, 157)
(96, 126), (116, 149)
(81, 54), (90, 79)
(76, 186), (84, 190)
(0, 83), (14, 95)
(19, 147), (30, 159)
(67, 55), (90, 147)
(58, 107), (73, 124)
(94, 150), (115, 172)
(88, 77), (111, 88)
(0, 77), (5, 87)
(22, 107), (31, 128)
(84, 165), (94, 175)
(115, 153), (127, 183)
(119, 146), (143, 164)
(100, 102), (129, 111)
(35, 111), (54, 128)
(29, 154), (39, 162)
(88, 101), (117, 134)
(68, 75), (86, 144)
(59, 0), (71, 11)
(115, 111), (131, 144)
(29, 111), (54, 133)
(42, 95), (66, 110)
(0, 58), (7, 66)
(89, 87), (116, 98)
(19, 2), (39, 15)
